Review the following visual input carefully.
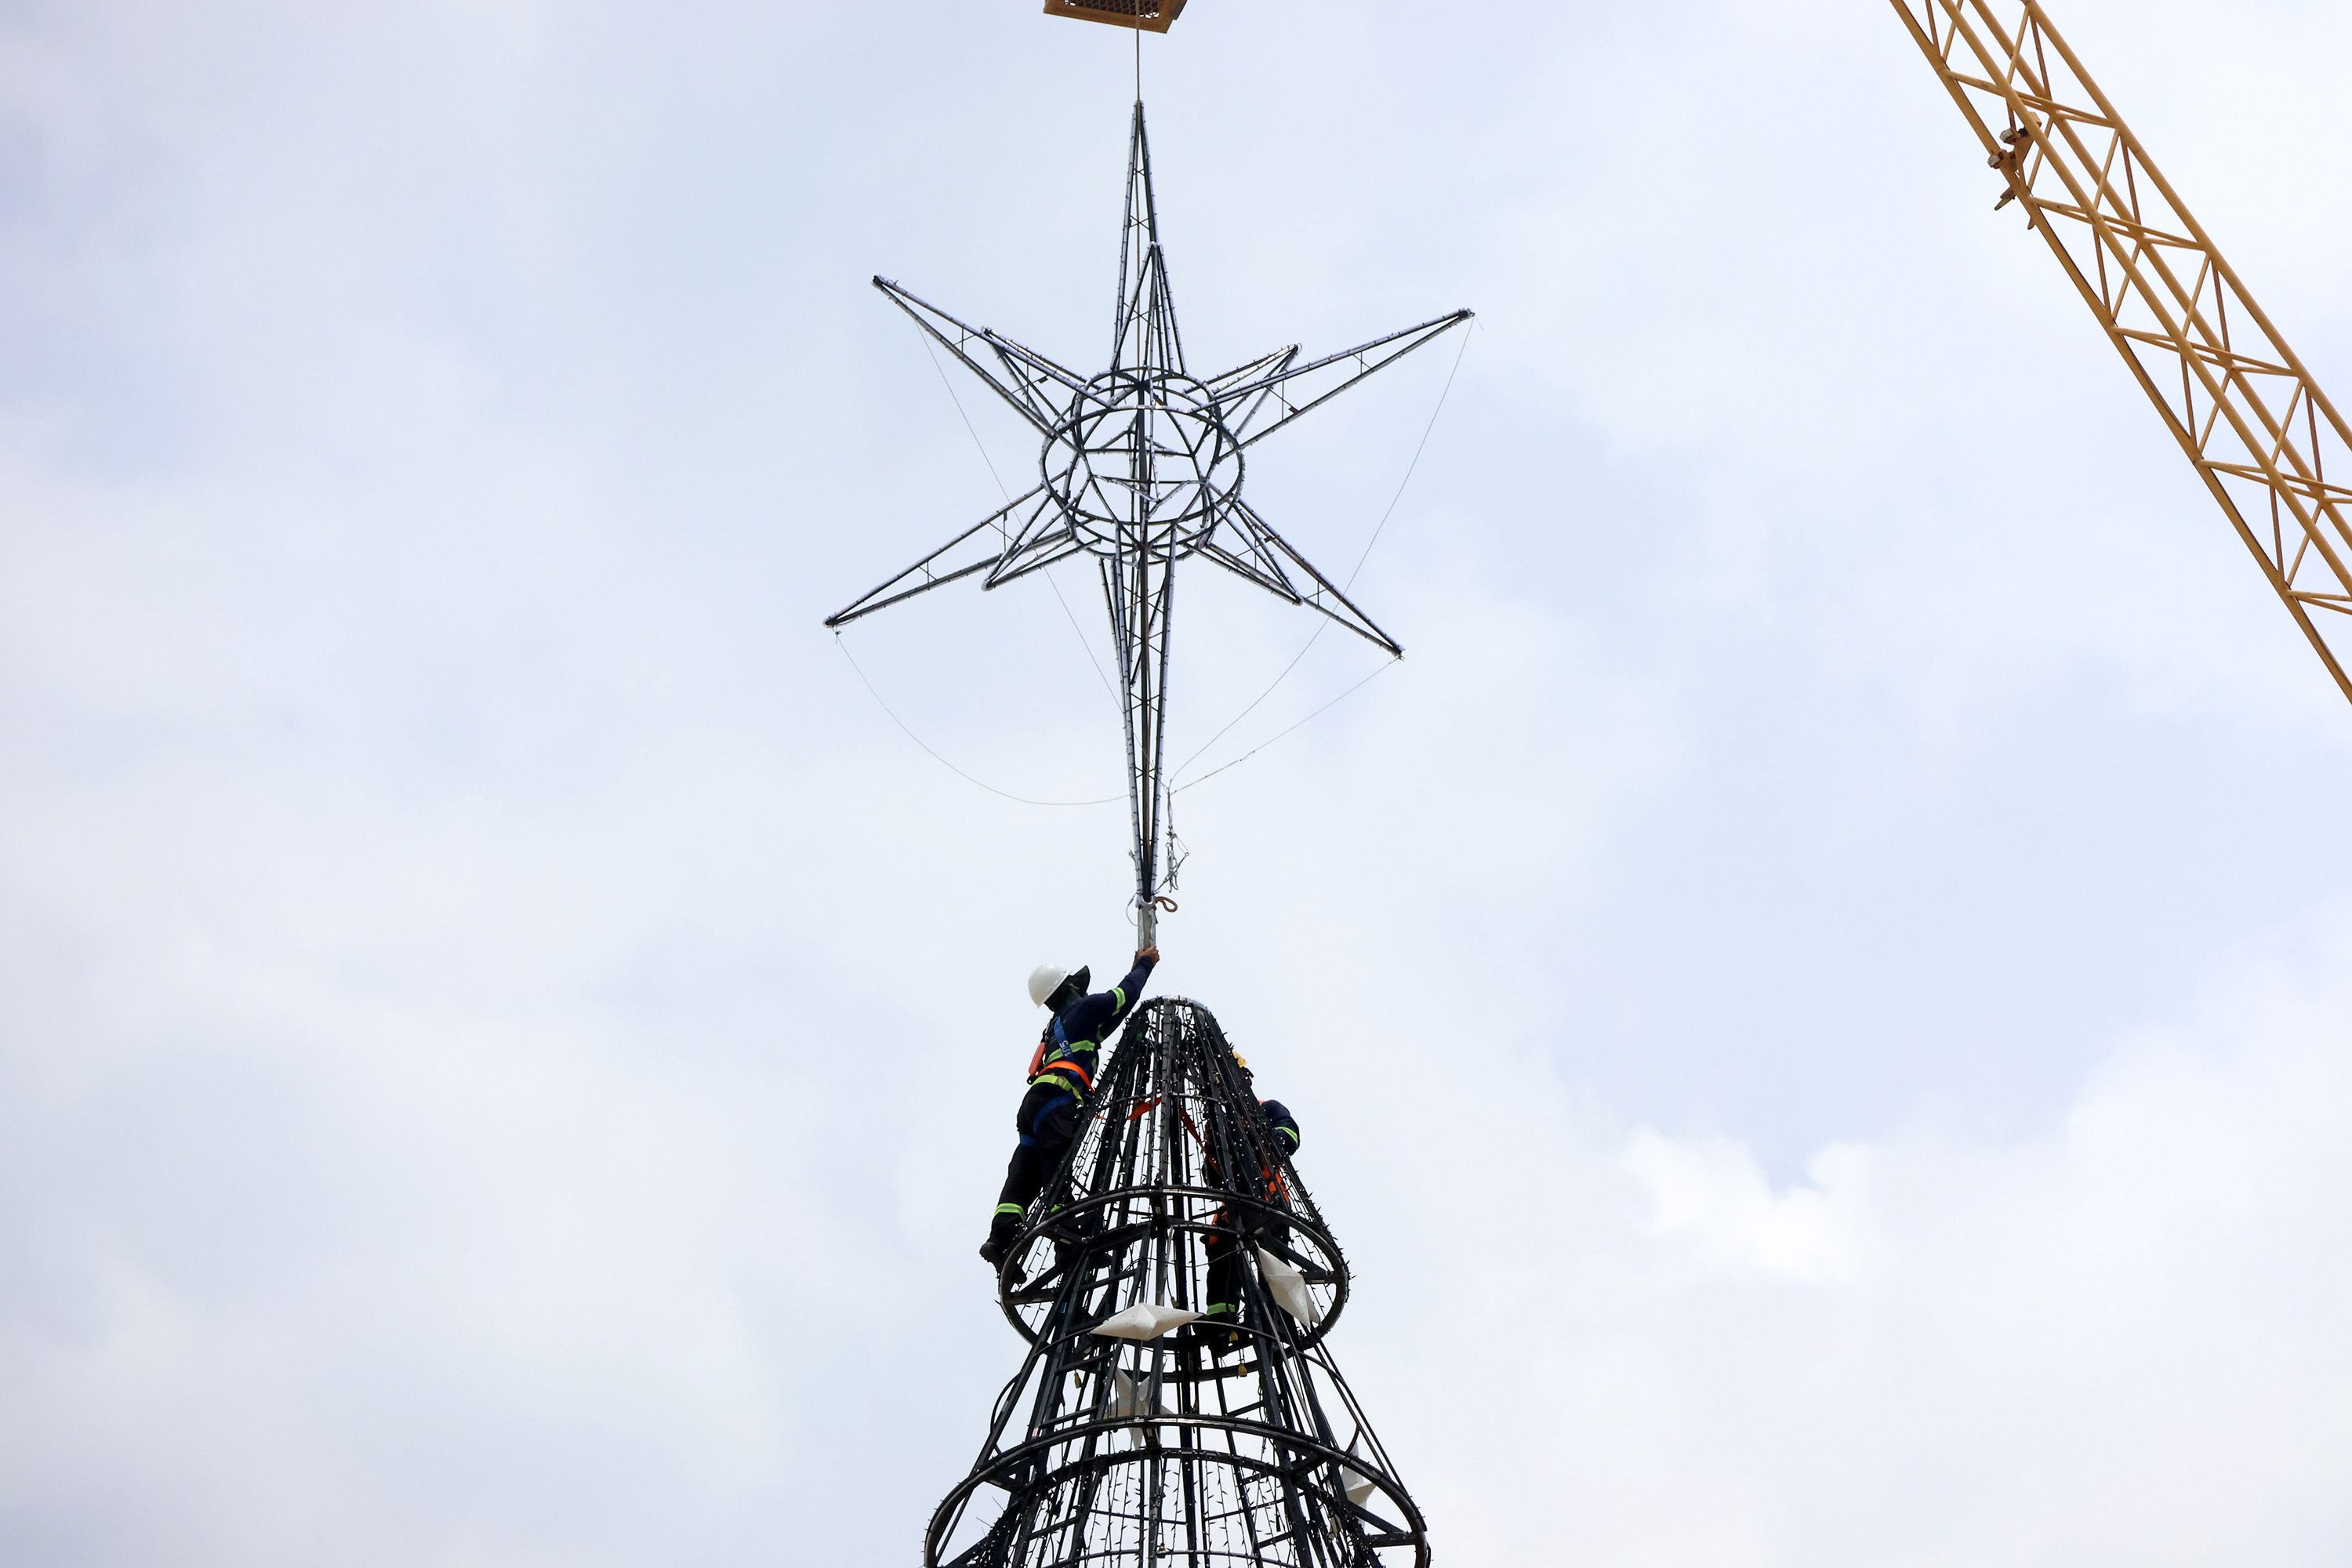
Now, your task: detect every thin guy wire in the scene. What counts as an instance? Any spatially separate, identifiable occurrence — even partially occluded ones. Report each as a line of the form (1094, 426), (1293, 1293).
(1172, 659), (1397, 796)
(1341, 317), (1474, 591)
(915, 328), (1117, 702)
(834, 636), (1120, 808)
(1165, 321), (1472, 788)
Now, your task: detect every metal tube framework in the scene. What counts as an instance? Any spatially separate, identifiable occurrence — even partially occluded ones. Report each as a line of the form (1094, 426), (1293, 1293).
(825, 103), (1468, 942)
(930, 998), (1428, 1568)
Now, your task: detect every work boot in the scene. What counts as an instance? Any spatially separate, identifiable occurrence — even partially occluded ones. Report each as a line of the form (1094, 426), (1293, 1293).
(981, 1220), (1028, 1287)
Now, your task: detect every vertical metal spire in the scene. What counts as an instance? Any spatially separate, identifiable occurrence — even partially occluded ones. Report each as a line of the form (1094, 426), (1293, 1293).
(1109, 101), (1181, 946)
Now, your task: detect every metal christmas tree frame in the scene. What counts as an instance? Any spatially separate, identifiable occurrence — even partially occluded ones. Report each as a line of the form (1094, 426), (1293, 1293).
(927, 998), (1428, 1567)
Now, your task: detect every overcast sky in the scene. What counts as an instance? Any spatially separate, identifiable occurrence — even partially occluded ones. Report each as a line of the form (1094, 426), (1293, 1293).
(5, 1), (2350, 1563)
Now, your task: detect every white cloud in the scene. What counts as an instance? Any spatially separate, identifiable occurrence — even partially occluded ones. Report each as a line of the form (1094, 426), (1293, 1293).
(1622, 1130), (1875, 1287)
(4, 0), (2352, 1563)
(1373, 928), (2352, 1567)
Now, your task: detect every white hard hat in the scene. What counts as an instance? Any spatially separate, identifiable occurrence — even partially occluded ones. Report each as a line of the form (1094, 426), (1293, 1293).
(1028, 964), (1070, 1008)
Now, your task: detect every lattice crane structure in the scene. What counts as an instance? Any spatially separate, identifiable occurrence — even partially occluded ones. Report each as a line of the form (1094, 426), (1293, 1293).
(1893, 0), (2352, 703)
(825, 102), (1468, 946)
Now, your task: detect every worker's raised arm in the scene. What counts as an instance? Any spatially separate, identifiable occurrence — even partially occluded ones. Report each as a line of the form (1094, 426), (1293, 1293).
(1102, 946), (1158, 1027)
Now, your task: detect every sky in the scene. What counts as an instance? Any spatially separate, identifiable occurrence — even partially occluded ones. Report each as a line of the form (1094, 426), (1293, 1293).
(3, 0), (2350, 1563)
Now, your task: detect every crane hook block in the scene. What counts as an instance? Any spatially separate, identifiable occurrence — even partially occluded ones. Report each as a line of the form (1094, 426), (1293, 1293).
(1044, 0), (1186, 32)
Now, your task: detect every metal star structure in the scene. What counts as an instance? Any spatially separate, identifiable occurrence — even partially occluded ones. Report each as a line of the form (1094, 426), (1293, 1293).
(826, 102), (1470, 944)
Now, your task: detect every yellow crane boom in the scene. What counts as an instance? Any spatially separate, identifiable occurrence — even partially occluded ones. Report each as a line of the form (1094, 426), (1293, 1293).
(1893, 0), (2352, 704)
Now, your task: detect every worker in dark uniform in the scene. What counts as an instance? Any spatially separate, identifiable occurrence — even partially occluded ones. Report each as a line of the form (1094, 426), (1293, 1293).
(981, 944), (1160, 1272)
(1199, 1055), (1301, 1352)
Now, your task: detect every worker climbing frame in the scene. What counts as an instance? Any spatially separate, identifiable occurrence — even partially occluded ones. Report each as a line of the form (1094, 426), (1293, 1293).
(1893, 0), (2352, 703)
(929, 997), (1428, 1568)
(823, 102), (1470, 942)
